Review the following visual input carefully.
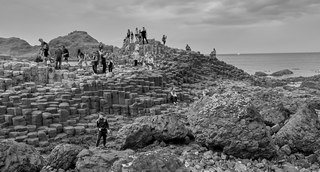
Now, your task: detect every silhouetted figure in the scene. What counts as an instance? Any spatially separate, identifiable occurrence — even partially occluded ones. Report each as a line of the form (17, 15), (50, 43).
(77, 49), (85, 69)
(108, 59), (114, 72)
(96, 113), (109, 147)
(55, 47), (63, 70)
(38, 38), (49, 64)
(92, 51), (99, 74)
(62, 46), (69, 65)
(186, 44), (191, 51)
(162, 35), (167, 45)
(99, 42), (104, 51)
(141, 27), (148, 44)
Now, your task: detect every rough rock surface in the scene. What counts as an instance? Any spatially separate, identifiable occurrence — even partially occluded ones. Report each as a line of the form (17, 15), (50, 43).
(271, 69), (293, 76)
(76, 147), (134, 172)
(117, 114), (190, 150)
(188, 91), (276, 159)
(254, 71), (268, 76)
(275, 104), (320, 153)
(45, 144), (83, 170)
(0, 140), (45, 172)
(260, 103), (291, 126)
(111, 148), (189, 172)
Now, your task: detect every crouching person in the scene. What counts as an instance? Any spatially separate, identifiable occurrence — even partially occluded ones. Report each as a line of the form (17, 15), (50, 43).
(96, 113), (110, 148)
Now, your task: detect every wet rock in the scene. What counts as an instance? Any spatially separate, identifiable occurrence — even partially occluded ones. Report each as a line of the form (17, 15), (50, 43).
(117, 114), (190, 150)
(188, 92), (276, 159)
(261, 103), (290, 126)
(275, 104), (320, 153)
(0, 139), (45, 172)
(45, 144), (83, 170)
(271, 69), (293, 77)
(111, 148), (189, 172)
(76, 147), (134, 172)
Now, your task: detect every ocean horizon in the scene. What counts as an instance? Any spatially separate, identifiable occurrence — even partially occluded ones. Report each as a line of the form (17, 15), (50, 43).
(215, 52), (320, 78)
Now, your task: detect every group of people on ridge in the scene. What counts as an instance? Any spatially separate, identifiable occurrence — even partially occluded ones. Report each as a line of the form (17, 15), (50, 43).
(125, 27), (149, 45)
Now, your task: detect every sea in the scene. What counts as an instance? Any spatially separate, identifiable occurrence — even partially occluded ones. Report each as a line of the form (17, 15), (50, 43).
(217, 52), (320, 79)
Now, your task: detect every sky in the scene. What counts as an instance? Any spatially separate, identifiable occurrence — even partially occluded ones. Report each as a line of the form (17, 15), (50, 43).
(0, 0), (320, 54)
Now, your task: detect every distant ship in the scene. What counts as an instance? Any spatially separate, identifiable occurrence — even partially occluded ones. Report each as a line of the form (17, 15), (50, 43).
(237, 53), (240, 55)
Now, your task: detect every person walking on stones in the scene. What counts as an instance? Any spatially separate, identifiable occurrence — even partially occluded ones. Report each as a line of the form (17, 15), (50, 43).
(170, 87), (178, 104)
(162, 35), (167, 45)
(141, 27), (148, 44)
(130, 31), (134, 43)
(62, 45), (69, 65)
(54, 46), (63, 70)
(100, 51), (107, 73)
(96, 113), (110, 148)
(38, 38), (50, 64)
(127, 29), (131, 43)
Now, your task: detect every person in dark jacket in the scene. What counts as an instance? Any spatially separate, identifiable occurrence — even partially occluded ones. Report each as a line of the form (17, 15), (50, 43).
(96, 113), (110, 147)
(108, 59), (114, 73)
(91, 51), (99, 74)
(62, 46), (69, 65)
(55, 47), (63, 70)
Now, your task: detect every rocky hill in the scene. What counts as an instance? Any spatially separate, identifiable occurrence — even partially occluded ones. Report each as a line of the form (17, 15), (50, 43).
(0, 31), (114, 60)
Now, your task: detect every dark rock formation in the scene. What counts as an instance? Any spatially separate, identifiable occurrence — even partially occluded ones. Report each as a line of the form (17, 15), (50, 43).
(188, 92), (276, 159)
(117, 114), (190, 150)
(275, 104), (320, 153)
(0, 140), (45, 172)
(254, 71), (268, 76)
(271, 69), (293, 77)
(300, 81), (320, 90)
(260, 103), (291, 126)
(45, 144), (83, 170)
(76, 147), (134, 172)
(111, 149), (189, 172)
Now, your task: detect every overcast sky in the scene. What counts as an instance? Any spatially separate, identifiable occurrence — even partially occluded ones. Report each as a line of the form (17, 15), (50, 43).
(0, 0), (320, 54)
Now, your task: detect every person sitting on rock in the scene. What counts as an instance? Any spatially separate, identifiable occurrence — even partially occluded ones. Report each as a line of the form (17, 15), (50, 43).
(96, 113), (110, 148)
(186, 44), (191, 51)
(210, 48), (217, 60)
(170, 87), (178, 104)
(62, 46), (69, 65)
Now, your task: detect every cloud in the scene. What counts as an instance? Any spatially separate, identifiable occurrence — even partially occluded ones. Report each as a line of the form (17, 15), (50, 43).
(83, 0), (320, 26)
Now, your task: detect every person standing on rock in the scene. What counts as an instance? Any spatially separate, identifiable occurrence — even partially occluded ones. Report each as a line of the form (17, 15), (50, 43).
(100, 51), (107, 73)
(170, 87), (178, 104)
(54, 46), (63, 70)
(96, 113), (110, 148)
(99, 42), (104, 51)
(91, 51), (99, 74)
(108, 59), (114, 73)
(141, 27), (148, 44)
(127, 29), (131, 43)
(162, 35), (167, 45)
(62, 46), (69, 65)
(38, 38), (50, 63)
(186, 44), (191, 51)
(130, 31), (134, 43)
(135, 28), (139, 42)
(77, 49), (85, 69)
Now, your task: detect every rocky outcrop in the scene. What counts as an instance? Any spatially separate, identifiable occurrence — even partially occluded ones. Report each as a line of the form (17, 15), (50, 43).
(76, 147), (134, 172)
(271, 69), (293, 77)
(117, 114), (190, 150)
(111, 149), (189, 172)
(45, 144), (83, 170)
(300, 81), (320, 90)
(274, 104), (320, 153)
(260, 103), (291, 126)
(188, 91), (276, 159)
(254, 71), (268, 76)
(0, 140), (45, 172)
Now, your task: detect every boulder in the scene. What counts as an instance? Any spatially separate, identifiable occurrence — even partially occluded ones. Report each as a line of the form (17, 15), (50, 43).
(254, 71), (268, 77)
(274, 104), (320, 153)
(45, 144), (83, 170)
(117, 114), (190, 150)
(260, 103), (291, 126)
(111, 149), (189, 172)
(188, 91), (276, 159)
(76, 147), (134, 172)
(0, 139), (45, 172)
(271, 69), (293, 77)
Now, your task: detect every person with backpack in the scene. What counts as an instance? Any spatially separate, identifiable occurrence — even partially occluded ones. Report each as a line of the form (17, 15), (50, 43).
(162, 35), (167, 45)
(62, 46), (69, 65)
(141, 27), (148, 44)
(96, 113), (110, 148)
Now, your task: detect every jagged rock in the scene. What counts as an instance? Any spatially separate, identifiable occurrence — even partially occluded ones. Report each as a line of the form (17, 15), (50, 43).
(300, 81), (320, 90)
(45, 144), (83, 170)
(75, 147), (134, 172)
(188, 91), (276, 159)
(0, 140), (45, 172)
(117, 114), (190, 150)
(111, 149), (189, 172)
(274, 104), (320, 153)
(261, 103), (291, 126)
(271, 69), (293, 77)
(254, 71), (268, 76)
